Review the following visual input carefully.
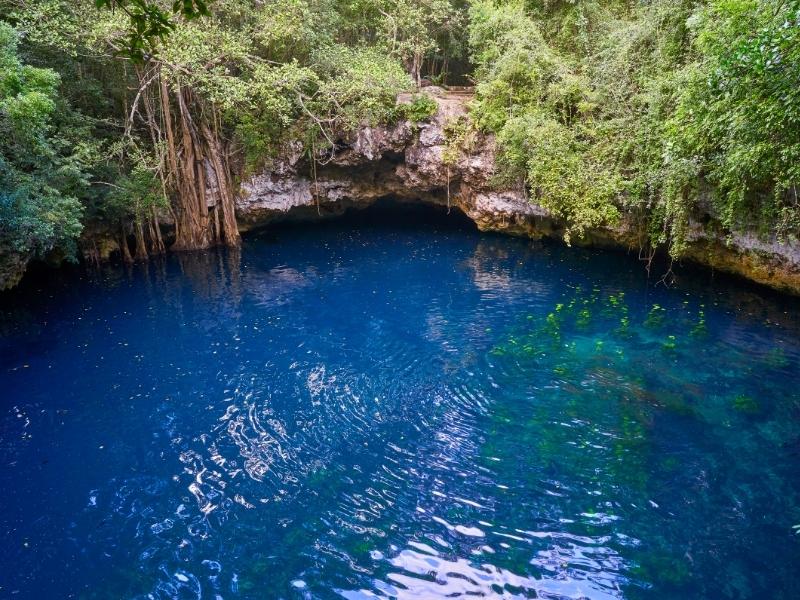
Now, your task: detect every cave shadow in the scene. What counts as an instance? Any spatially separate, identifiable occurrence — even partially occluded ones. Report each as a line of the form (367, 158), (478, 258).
(244, 195), (479, 242)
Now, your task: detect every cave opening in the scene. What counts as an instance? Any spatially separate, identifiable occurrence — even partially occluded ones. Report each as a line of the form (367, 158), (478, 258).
(243, 195), (478, 241)
(338, 196), (476, 230)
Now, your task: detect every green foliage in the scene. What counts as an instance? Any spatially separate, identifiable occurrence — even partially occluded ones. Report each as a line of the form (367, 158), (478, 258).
(102, 141), (168, 223)
(233, 45), (411, 170)
(0, 21), (87, 273)
(468, 0), (621, 242)
(95, 0), (210, 60)
(665, 0), (800, 242)
(374, 0), (464, 84)
(310, 45), (412, 130)
(496, 111), (621, 241)
(396, 93), (438, 122)
(232, 62), (318, 169)
(442, 114), (474, 166)
(468, 0), (800, 253)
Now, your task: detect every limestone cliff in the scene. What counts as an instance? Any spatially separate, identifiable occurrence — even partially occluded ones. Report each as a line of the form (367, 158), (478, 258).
(236, 87), (800, 295)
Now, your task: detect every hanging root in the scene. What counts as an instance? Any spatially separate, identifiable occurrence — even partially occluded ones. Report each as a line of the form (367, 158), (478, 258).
(656, 258), (676, 288)
(446, 166), (451, 215)
(311, 141), (321, 216)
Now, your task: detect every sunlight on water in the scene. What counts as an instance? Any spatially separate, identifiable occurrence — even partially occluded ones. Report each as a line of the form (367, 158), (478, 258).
(1, 206), (799, 599)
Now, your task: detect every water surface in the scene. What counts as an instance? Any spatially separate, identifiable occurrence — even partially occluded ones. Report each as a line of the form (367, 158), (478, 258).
(2, 204), (799, 599)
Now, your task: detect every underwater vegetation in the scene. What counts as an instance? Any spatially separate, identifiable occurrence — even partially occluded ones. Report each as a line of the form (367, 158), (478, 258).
(486, 282), (800, 595)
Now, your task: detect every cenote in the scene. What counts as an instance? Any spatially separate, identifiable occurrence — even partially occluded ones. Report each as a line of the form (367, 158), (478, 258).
(1, 203), (799, 599)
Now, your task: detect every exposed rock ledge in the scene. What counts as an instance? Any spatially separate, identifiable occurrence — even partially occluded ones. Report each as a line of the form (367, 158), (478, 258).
(237, 87), (800, 295)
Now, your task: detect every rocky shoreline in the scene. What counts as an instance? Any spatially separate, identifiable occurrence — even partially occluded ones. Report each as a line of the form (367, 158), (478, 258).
(236, 88), (800, 295)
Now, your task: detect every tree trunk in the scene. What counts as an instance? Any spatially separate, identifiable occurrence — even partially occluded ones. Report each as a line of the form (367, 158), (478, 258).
(148, 206), (165, 254)
(171, 86), (212, 251)
(130, 72), (243, 254)
(413, 50), (423, 87)
(201, 123), (240, 247)
(134, 219), (149, 260)
(160, 75), (179, 186)
(119, 224), (133, 264)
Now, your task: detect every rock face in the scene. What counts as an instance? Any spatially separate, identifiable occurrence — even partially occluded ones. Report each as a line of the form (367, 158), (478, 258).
(0, 246), (32, 291)
(237, 87), (800, 295)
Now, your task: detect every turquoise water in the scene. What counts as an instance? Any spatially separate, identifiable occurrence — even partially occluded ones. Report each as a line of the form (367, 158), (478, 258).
(1, 205), (799, 599)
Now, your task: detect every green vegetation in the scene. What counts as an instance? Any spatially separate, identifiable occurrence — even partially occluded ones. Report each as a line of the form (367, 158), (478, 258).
(0, 0), (469, 285)
(396, 93), (438, 123)
(0, 0), (798, 288)
(0, 21), (88, 285)
(467, 0), (800, 253)
(94, 0), (210, 60)
(732, 394), (759, 414)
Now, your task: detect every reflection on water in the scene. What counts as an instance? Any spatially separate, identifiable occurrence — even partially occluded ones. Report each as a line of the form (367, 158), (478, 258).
(1, 206), (799, 599)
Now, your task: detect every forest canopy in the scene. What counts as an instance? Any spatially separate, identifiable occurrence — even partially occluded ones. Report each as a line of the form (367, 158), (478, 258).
(0, 0), (798, 286)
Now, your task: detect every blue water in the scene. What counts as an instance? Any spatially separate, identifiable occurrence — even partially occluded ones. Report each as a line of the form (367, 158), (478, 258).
(1, 204), (799, 599)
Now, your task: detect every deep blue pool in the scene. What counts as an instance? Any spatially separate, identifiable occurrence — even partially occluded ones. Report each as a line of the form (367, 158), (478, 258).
(1, 204), (799, 599)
